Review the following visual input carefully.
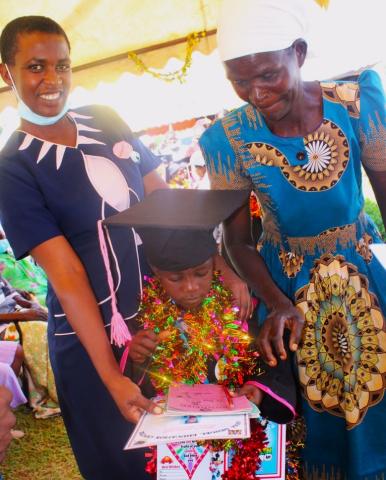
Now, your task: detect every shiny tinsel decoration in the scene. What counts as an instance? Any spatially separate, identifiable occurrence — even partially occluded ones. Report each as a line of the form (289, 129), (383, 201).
(138, 272), (256, 393)
(222, 420), (268, 480)
(314, 0), (330, 8)
(285, 417), (306, 480)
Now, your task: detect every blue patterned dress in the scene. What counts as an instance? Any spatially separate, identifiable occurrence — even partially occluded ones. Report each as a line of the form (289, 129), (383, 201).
(200, 70), (386, 480)
(0, 105), (159, 479)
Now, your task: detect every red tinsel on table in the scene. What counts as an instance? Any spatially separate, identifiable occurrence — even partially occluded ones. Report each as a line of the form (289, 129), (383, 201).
(222, 420), (268, 480)
(145, 447), (157, 476)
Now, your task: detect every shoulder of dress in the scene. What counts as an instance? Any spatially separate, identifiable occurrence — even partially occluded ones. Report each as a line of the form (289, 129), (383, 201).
(320, 77), (361, 119)
(202, 104), (264, 143)
(0, 131), (24, 161)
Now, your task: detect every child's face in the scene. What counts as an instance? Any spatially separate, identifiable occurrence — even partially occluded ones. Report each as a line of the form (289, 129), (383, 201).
(154, 258), (213, 310)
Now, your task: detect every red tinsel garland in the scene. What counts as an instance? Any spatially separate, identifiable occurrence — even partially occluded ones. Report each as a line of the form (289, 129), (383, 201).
(222, 420), (268, 480)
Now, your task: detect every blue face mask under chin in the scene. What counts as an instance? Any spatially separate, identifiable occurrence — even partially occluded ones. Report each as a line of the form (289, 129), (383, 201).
(6, 64), (69, 126)
(17, 97), (69, 126)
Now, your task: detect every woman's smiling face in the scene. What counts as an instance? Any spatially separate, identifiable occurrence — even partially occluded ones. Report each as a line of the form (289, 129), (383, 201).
(6, 31), (71, 117)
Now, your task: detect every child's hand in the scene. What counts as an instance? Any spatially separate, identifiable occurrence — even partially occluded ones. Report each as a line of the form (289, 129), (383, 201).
(129, 330), (159, 364)
(129, 330), (170, 364)
(236, 384), (264, 406)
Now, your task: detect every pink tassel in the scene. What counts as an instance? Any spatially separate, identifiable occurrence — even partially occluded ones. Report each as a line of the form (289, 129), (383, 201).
(97, 220), (133, 348)
(111, 311), (131, 348)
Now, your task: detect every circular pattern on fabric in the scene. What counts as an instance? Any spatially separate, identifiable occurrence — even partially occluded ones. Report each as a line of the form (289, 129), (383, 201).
(295, 254), (386, 429)
(244, 120), (349, 192)
(291, 121), (349, 191)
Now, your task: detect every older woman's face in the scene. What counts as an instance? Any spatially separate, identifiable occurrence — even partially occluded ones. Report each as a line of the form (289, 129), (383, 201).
(225, 46), (303, 123)
(6, 31), (71, 117)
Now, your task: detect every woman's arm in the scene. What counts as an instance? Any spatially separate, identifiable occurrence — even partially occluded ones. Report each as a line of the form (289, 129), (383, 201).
(223, 203), (304, 366)
(31, 235), (161, 422)
(213, 253), (253, 322)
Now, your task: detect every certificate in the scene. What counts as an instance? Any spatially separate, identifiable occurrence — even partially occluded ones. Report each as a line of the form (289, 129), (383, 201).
(157, 442), (226, 480)
(124, 412), (250, 450)
(155, 420), (286, 480)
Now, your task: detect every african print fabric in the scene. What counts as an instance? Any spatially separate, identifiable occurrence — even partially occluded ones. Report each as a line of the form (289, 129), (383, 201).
(200, 70), (386, 480)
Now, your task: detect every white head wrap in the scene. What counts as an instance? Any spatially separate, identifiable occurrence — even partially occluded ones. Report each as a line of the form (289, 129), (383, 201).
(217, 0), (308, 61)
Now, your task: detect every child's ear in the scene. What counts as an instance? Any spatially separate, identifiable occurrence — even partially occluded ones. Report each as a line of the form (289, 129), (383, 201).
(0, 64), (12, 86)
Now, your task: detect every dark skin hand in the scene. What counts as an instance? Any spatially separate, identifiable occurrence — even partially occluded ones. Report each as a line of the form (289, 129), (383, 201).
(0, 277), (48, 322)
(235, 384), (264, 405)
(14, 289), (34, 301)
(223, 203), (304, 366)
(129, 330), (170, 364)
(214, 254), (254, 322)
(0, 296), (48, 323)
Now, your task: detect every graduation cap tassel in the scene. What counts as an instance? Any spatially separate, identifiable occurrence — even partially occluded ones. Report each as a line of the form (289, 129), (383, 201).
(97, 220), (132, 348)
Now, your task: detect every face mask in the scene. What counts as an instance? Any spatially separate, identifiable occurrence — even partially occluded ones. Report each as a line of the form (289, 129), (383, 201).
(0, 239), (10, 254)
(5, 64), (69, 126)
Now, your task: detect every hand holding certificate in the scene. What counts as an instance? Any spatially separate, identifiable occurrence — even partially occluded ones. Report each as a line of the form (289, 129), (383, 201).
(124, 384), (256, 450)
(166, 384), (252, 416)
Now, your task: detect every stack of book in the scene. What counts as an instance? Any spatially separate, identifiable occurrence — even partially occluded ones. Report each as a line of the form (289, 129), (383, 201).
(125, 383), (257, 450)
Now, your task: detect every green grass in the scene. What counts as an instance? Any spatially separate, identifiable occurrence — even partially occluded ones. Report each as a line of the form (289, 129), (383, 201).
(364, 198), (385, 240)
(1, 406), (81, 480)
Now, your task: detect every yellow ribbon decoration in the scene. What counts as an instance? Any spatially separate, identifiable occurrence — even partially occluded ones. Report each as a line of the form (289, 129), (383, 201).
(314, 0), (330, 8)
(128, 31), (207, 83)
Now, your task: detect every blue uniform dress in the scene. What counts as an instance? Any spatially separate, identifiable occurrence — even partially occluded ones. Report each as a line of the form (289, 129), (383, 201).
(200, 70), (386, 480)
(0, 105), (160, 479)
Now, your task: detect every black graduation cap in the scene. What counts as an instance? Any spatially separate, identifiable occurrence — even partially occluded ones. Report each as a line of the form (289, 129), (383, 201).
(103, 189), (249, 271)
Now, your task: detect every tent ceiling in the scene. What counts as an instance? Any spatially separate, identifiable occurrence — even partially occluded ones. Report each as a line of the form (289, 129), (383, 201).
(0, 0), (221, 90)
(0, 0), (384, 118)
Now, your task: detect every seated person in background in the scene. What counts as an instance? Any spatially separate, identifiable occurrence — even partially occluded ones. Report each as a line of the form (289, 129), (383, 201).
(0, 344), (27, 441)
(0, 341), (23, 377)
(0, 349), (26, 409)
(104, 189), (297, 479)
(0, 386), (16, 464)
(0, 271), (47, 325)
(0, 270), (59, 418)
(0, 227), (47, 307)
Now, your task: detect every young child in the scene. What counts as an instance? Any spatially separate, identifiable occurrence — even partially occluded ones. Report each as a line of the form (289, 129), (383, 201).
(105, 189), (298, 478)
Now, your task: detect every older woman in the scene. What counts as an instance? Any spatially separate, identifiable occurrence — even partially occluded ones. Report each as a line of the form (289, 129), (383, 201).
(200, 1), (386, 479)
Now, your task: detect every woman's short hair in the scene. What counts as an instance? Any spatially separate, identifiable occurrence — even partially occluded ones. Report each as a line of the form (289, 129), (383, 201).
(0, 16), (71, 65)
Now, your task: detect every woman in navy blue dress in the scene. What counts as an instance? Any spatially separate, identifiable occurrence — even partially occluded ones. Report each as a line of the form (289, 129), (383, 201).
(0, 16), (167, 480)
(0, 16), (252, 479)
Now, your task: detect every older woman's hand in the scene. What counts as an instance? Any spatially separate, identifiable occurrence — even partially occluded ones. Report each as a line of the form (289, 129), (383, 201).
(19, 307), (48, 322)
(214, 254), (254, 322)
(257, 300), (304, 366)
